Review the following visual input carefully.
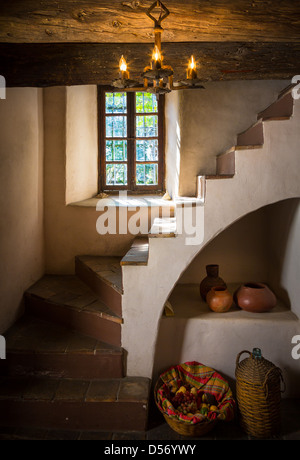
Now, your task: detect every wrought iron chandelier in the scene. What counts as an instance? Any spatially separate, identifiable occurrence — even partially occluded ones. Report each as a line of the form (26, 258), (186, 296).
(112, 0), (204, 97)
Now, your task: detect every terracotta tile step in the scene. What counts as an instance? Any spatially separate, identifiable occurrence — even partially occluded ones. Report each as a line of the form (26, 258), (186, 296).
(0, 376), (151, 432)
(75, 256), (123, 317)
(26, 275), (122, 323)
(25, 275), (122, 346)
(1, 316), (124, 379)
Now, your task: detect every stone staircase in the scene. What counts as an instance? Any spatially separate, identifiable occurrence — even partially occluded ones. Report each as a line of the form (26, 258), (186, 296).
(0, 254), (152, 432)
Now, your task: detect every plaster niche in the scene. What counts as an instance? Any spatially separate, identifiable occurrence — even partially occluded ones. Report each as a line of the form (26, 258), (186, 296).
(153, 198), (300, 398)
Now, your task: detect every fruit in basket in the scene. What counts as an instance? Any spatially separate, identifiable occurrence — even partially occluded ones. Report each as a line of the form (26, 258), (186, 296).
(176, 386), (187, 395)
(169, 384), (222, 419)
(210, 405), (218, 412)
(202, 392), (217, 406)
(200, 405), (209, 416)
(191, 387), (197, 395)
(171, 387), (199, 414)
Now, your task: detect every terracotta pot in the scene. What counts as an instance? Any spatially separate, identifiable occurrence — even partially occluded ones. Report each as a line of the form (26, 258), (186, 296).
(200, 264), (227, 301)
(235, 283), (277, 313)
(206, 286), (233, 313)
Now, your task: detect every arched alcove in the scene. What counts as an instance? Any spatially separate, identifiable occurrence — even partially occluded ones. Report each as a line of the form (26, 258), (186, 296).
(153, 198), (300, 397)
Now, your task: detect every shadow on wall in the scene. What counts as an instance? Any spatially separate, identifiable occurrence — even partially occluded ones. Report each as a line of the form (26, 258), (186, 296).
(266, 198), (300, 310)
(176, 197), (300, 309)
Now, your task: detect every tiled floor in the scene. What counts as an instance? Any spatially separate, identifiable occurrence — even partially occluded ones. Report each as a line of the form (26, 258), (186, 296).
(0, 398), (299, 440)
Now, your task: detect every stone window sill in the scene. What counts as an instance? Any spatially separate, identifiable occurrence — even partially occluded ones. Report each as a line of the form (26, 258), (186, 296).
(68, 194), (175, 209)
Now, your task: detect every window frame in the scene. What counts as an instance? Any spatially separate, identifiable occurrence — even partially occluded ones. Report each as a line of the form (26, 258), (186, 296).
(98, 86), (165, 193)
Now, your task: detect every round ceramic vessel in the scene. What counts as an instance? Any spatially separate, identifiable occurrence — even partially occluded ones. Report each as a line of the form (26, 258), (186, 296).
(206, 286), (233, 313)
(235, 283), (277, 313)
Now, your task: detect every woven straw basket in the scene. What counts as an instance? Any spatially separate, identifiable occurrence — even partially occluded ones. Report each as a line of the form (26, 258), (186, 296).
(154, 377), (216, 437)
(235, 349), (285, 438)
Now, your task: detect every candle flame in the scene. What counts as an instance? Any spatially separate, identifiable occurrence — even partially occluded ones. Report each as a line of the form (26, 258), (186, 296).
(119, 56), (127, 72)
(189, 55), (196, 70)
(152, 45), (161, 62)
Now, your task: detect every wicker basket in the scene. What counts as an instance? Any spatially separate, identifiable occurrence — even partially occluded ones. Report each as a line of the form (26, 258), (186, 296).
(154, 377), (217, 437)
(235, 349), (285, 438)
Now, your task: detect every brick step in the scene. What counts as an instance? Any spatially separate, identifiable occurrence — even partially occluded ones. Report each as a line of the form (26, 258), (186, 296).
(0, 375), (150, 432)
(121, 238), (149, 266)
(0, 316), (124, 380)
(25, 275), (122, 347)
(75, 256), (122, 317)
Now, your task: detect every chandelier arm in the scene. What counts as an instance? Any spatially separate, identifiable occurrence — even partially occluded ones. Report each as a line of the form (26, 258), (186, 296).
(146, 1), (170, 29)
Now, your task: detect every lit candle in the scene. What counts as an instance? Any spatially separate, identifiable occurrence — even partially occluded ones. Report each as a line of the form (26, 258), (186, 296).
(187, 55), (197, 80)
(152, 45), (162, 70)
(119, 56), (129, 80)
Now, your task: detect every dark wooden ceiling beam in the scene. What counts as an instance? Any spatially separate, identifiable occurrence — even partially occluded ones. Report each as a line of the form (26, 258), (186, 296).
(1, 42), (299, 87)
(0, 0), (300, 44)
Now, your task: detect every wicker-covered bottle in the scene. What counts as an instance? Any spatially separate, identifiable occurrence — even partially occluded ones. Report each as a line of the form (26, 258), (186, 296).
(235, 348), (284, 438)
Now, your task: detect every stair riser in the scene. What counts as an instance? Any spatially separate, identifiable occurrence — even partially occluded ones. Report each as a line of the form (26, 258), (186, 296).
(217, 150), (235, 175)
(25, 296), (121, 347)
(1, 353), (125, 380)
(75, 259), (122, 317)
(0, 400), (148, 432)
(237, 121), (264, 147)
(258, 92), (294, 120)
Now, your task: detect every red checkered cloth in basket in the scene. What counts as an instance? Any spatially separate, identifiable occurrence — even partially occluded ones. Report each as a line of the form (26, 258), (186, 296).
(156, 361), (235, 424)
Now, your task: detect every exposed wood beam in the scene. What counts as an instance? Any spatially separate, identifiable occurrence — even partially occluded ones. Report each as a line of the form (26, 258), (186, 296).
(1, 42), (299, 87)
(0, 1), (299, 44)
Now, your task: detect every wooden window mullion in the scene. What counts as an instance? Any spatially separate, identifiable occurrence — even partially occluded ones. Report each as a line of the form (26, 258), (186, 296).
(127, 92), (136, 192)
(158, 96), (165, 192)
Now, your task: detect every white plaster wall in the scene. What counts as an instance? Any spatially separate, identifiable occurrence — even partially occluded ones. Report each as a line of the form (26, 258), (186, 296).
(177, 80), (289, 196)
(0, 88), (44, 332)
(66, 86), (98, 204)
(165, 90), (182, 198)
(121, 96), (300, 394)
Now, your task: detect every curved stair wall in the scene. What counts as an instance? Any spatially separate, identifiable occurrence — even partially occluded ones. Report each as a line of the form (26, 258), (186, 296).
(121, 87), (300, 395)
